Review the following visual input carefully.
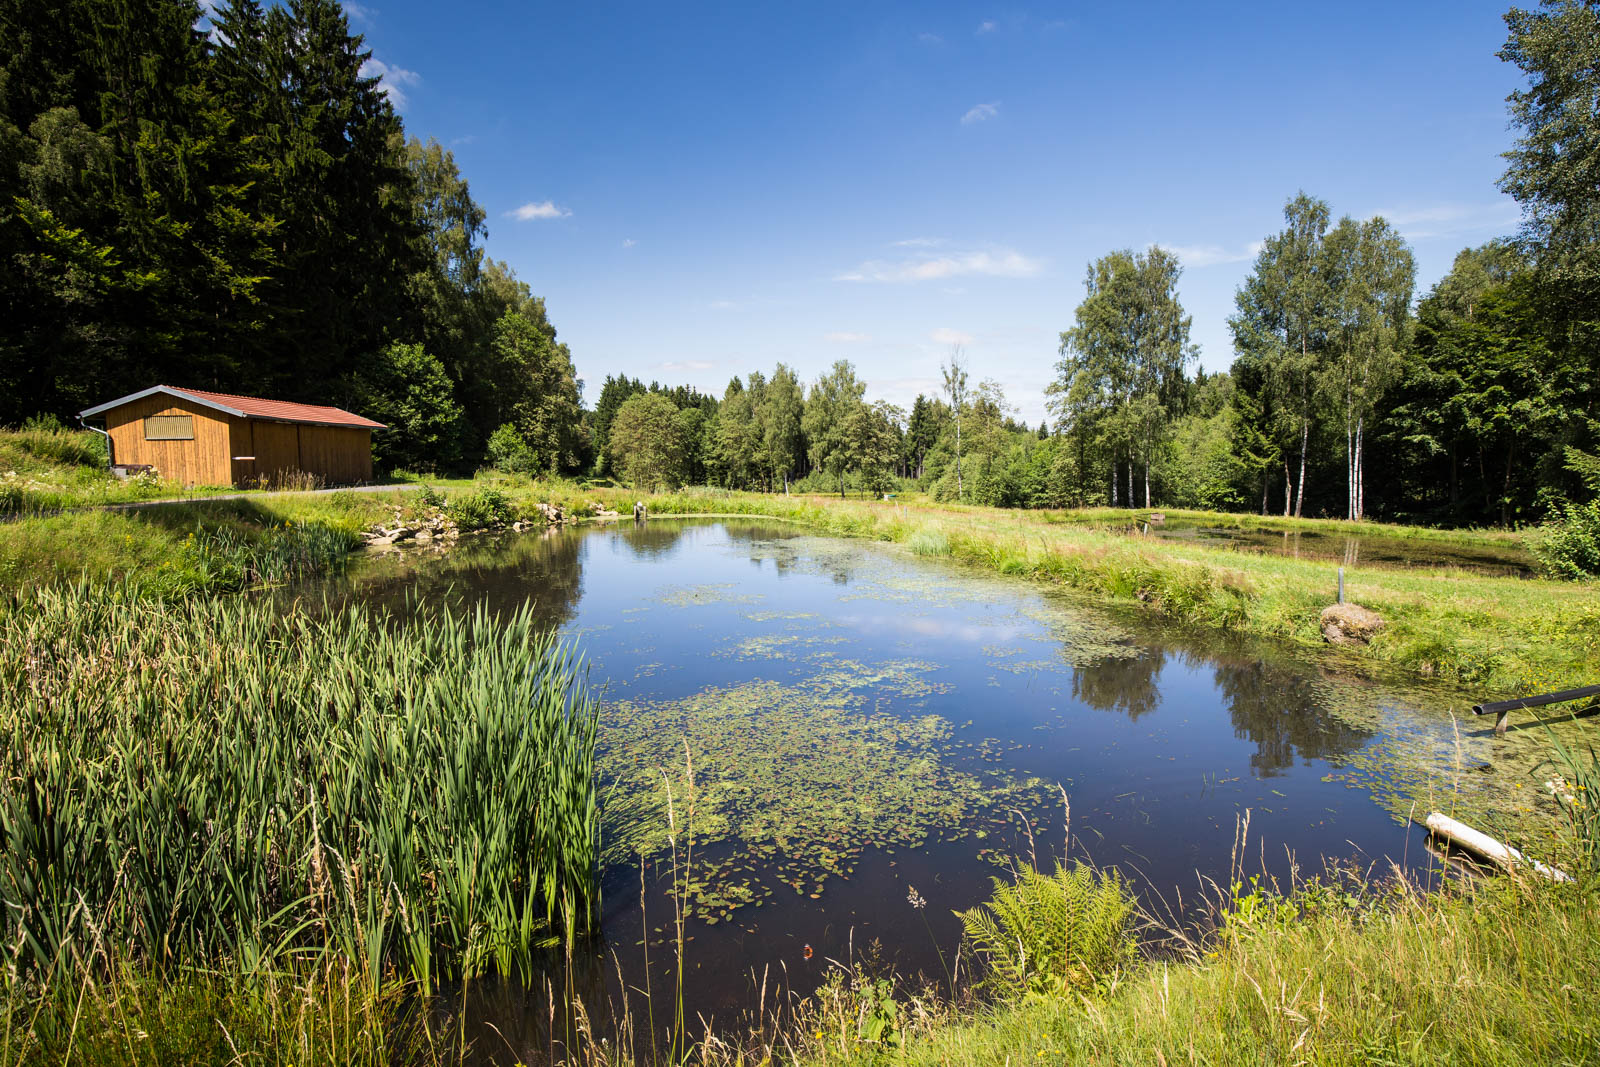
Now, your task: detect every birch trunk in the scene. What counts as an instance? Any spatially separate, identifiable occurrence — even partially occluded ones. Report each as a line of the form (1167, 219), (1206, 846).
(1294, 415), (1308, 518)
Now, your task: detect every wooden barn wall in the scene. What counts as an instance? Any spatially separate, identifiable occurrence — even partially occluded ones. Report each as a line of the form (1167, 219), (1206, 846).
(102, 396), (374, 487)
(297, 425), (372, 484)
(250, 421), (301, 485)
(104, 395), (235, 486)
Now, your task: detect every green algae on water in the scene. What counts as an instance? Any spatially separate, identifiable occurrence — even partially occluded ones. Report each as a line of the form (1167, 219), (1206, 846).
(598, 661), (1053, 923)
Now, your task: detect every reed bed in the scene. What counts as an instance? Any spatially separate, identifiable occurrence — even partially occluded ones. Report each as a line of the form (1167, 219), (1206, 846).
(0, 584), (601, 994)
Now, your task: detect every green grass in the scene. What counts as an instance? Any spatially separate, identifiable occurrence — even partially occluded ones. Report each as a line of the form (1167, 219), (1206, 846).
(0, 425), (248, 512)
(1, 585), (601, 993)
(795, 875), (1600, 1067)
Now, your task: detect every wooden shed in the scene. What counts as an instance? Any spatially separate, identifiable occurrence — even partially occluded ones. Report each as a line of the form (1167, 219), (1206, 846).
(79, 385), (385, 488)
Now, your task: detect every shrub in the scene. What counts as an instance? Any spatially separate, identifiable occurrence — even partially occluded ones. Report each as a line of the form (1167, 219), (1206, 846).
(1529, 500), (1600, 580)
(958, 861), (1138, 1000)
(485, 422), (539, 474)
(447, 487), (514, 530)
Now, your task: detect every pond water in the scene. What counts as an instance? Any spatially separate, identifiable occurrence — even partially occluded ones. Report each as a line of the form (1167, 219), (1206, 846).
(293, 519), (1525, 1062)
(1141, 522), (1534, 577)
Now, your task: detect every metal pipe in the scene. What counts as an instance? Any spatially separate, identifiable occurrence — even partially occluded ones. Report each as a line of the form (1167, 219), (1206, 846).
(76, 414), (114, 469)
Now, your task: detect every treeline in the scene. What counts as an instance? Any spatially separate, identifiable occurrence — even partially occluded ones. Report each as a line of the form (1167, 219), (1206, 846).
(1, 0), (579, 473)
(583, 1), (1599, 527)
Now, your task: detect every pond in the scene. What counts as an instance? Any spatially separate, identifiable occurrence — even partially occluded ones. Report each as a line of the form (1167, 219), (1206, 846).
(1141, 521), (1535, 577)
(291, 519), (1530, 1062)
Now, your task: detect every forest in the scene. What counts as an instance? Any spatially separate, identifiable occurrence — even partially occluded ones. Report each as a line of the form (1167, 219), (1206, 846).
(3, 0), (1597, 530)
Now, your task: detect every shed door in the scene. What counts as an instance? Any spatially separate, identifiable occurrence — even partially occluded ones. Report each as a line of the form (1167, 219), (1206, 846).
(251, 421), (301, 485)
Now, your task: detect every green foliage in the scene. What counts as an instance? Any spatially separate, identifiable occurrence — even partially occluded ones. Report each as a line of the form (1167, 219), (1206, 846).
(800, 876), (1600, 1067)
(804, 359), (868, 496)
(1500, 0), (1600, 286)
(1529, 499), (1600, 579)
(446, 486), (514, 530)
(1055, 245), (1196, 508)
(485, 422), (539, 474)
(0, 586), (600, 989)
(608, 392), (685, 490)
(1, 1), (578, 474)
(351, 342), (467, 474)
(957, 861), (1138, 1000)
(1539, 730), (1600, 877)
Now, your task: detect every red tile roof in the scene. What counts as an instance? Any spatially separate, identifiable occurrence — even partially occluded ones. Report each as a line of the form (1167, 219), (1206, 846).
(163, 386), (385, 429)
(81, 384), (385, 428)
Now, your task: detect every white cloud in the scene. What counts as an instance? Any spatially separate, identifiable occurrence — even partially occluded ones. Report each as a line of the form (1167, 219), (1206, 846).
(507, 200), (571, 221)
(1166, 241), (1264, 268)
(708, 299), (737, 310)
(917, 31), (943, 44)
(1374, 201), (1521, 240)
(659, 360), (716, 372)
(961, 102), (999, 125)
(622, 238), (636, 248)
(824, 331), (870, 343)
(359, 58), (420, 109)
(870, 376), (942, 401)
(836, 248), (1042, 283)
(977, 19), (997, 33)
(930, 327), (974, 345)
(342, 1), (374, 22)
(893, 236), (946, 248)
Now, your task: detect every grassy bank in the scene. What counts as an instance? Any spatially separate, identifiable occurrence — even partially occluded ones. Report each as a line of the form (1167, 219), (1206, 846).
(0, 424), (247, 512)
(552, 485), (1598, 696)
(792, 874), (1600, 1066)
(5, 476), (1595, 692)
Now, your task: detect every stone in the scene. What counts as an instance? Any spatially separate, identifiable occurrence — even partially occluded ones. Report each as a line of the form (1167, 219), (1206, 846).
(1320, 603), (1385, 646)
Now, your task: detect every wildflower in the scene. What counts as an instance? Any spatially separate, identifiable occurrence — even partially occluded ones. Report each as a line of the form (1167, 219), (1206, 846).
(1546, 776), (1579, 805)
(907, 885), (927, 910)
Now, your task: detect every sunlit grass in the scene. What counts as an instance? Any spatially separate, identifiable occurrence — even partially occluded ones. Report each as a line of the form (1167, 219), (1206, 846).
(1, 585), (601, 992)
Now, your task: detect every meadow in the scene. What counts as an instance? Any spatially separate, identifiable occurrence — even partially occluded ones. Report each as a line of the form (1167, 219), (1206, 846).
(4, 435), (1600, 1065)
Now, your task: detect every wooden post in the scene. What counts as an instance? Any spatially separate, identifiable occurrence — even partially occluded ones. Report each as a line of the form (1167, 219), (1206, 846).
(1337, 566), (1344, 605)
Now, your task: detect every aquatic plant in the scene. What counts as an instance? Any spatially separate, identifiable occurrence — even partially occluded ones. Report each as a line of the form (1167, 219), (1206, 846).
(600, 667), (1054, 921)
(0, 583), (600, 991)
(908, 527), (940, 559)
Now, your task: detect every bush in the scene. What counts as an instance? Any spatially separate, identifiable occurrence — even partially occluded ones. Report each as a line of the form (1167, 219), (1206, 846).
(485, 423), (539, 474)
(958, 861), (1138, 1000)
(446, 487), (513, 530)
(1529, 500), (1600, 580)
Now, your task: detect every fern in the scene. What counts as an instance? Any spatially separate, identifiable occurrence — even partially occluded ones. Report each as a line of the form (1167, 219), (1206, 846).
(957, 861), (1137, 1000)
(1565, 446), (1600, 496)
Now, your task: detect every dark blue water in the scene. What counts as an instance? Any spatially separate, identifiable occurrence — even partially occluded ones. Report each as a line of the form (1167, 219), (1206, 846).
(307, 518), (1459, 1061)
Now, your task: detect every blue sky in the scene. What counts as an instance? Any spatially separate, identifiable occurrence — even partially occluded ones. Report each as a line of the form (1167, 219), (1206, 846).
(353, 1), (1523, 425)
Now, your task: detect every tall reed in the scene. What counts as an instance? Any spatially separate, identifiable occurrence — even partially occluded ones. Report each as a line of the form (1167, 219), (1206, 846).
(0, 583), (601, 992)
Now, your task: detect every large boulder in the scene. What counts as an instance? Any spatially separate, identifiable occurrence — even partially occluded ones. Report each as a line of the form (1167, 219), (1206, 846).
(1320, 603), (1385, 646)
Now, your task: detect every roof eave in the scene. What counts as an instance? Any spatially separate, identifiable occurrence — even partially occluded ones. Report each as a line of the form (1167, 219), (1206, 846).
(78, 385), (245, 419)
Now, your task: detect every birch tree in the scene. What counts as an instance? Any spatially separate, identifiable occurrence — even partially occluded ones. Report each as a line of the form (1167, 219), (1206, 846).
(1323, 216), (1415, 520)
(1055, 247), (1195, 507)
(1229, 194), (1333, 517)
(941, 346), (970, 500)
